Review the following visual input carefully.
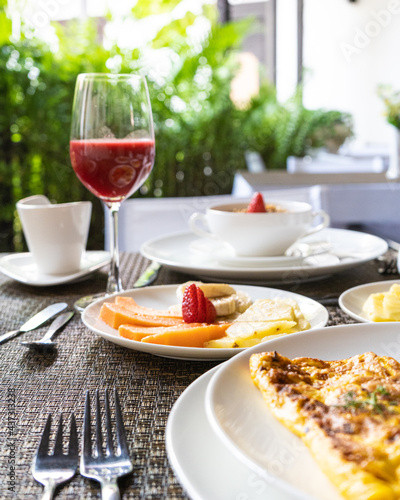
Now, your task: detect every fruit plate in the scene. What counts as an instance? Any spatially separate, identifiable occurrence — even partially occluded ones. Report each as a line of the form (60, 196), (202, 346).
(81, 284), (329, 361)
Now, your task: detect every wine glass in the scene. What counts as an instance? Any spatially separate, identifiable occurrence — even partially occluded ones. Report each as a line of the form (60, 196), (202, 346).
(70, 73), (155, 311)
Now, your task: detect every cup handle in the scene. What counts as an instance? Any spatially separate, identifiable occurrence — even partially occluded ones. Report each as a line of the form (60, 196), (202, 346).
(303, 210), (330, 237)
(189, 212), (219, 240)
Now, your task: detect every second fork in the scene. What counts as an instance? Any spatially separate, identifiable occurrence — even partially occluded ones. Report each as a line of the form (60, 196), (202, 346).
(81, 389), (133, 500)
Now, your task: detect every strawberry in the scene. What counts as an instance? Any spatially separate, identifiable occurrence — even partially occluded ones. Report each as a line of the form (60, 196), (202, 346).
(182, 283), (217, 324)
(247, 192), (266, 213)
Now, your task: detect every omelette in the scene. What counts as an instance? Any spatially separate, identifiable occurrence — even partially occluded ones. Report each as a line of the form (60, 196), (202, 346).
(250, 351), (400, 499)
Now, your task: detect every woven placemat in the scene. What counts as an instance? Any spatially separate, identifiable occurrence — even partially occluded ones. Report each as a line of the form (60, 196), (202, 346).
(0, 252), (398, 499)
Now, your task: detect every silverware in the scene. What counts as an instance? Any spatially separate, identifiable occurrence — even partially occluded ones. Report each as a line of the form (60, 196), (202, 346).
(20, 311), (74, 350)
(133, 261), (161, 288)
(374, 239), (400, 275)
(32, 413), (78, 500)
(0, 302), (68, 345)
(81, 389), (133, 499)
(377, 256), (399, 275)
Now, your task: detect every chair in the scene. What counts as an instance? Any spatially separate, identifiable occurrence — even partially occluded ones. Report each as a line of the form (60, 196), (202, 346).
(104, 195), (234, 252)
(244, 151), (267, 173)
(287, 153), (386, 174)
(104, 186), (324, 252)
(319, 183), (400, 239)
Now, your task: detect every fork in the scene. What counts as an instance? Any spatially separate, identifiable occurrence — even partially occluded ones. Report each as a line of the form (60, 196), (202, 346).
(32, 413), (78, 500)
(377, 256), (399, 275)
(81, 389), (133, 500)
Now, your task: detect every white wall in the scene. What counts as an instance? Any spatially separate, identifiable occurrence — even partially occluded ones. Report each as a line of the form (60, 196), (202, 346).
(302, 0), (400, 147)
(276, 0), (299, 102)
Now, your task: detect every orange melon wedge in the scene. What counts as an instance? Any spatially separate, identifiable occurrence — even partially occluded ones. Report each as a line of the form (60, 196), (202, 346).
(99, 302), (185, 329)
(137, 323), (230, 347)
(114, 296), (182, 318)
(119, 323), (205, 342)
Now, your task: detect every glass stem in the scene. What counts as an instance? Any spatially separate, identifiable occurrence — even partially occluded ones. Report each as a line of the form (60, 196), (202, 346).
(106, 202), (122, 295)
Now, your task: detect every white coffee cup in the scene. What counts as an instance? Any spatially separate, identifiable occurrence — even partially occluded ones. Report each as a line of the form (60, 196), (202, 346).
(189, 200), (330, 257)
(17, 195), (92, 275)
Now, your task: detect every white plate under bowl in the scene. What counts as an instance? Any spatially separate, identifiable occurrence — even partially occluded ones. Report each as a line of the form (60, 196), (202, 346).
(81, 284), (328, 361)
(141, 228), (388, 284)
(166, 365), (293, 500)
(189, 237), (305, 268)
(0, 251), (111, 286)
(205, 323), (400, 500)
(339, 279), (400, 323)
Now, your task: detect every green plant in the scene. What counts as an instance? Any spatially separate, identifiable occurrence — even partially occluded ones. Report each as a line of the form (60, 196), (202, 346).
(378, 84), (400, 129)
(0, 0), (353, 252)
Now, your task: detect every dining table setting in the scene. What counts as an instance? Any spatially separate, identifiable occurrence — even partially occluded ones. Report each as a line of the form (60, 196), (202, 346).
(3, 71), (400, 500)
(0, 241), (399, 499)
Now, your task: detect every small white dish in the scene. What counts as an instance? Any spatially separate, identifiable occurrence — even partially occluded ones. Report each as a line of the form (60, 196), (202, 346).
(0, 251), (111, 287)
(205, 323), (400, 500)
(81, 284), (328, 361)
(339, 279), (400, 323)
(166, 365), (292, 500)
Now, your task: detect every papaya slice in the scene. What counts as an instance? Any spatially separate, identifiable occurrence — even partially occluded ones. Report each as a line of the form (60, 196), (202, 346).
(114, 296), (182, 318)
(139, 323), (230, 347)
(119, 323), (205, 342)
(99, 302), (185, 329)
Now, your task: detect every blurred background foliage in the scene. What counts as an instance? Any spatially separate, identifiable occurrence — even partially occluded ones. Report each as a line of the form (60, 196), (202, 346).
(0, 0), (353, 251)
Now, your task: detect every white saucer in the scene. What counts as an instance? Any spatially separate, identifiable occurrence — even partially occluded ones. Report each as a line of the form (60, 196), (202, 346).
(0, 251), (111, 287)
(339, 279), (400, 323)
(189, 238), (305, 268)
(166, 365), (293, 500)
(141, 228), (388, 284)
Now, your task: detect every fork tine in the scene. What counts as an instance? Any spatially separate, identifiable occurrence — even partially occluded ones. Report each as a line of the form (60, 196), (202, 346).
(68, 413), (78, 458)
(80, 388), (133, 493)
(37, 414), (52, 458)
(114, 389), (129, 456)
(53, 414), (64, 455)
(95, 389), (103, 458)
(33, 412), (78, 498)
(104, 388), (114, 456)
(82, 391), (92, 459)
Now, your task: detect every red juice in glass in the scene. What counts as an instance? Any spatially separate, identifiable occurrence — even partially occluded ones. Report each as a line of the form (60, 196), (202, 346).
(70, 138), (155, 203)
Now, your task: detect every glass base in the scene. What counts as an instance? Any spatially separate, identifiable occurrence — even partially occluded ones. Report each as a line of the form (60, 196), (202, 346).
(74, 293), (109, 313)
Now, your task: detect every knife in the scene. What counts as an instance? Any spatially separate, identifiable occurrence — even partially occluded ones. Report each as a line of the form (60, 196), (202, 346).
(0, 302), (68, 345)
(133, 261), (161, 288)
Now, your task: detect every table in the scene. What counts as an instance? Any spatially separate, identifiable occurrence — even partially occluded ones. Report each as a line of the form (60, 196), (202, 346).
(0, 252), (398, 499)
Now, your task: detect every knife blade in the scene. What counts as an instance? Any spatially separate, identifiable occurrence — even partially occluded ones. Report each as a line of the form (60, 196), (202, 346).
(133, 261), (161, 288)
(0, 302), (68, 345)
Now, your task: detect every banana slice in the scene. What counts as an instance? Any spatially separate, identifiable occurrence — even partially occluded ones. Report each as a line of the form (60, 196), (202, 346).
(210, 295), (237, 316)
(234, 290), (252, 313)
(176, 281), (237, 300)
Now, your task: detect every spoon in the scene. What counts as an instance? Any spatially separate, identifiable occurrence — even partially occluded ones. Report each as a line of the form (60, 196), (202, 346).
(20, 311), (74, 350)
